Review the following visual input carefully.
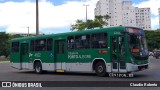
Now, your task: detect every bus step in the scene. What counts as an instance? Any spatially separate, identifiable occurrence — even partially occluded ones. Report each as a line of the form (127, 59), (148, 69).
(56, 70), (65, 72)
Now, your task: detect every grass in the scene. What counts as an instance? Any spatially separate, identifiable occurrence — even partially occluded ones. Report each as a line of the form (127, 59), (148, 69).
(0, 58), (10, 62)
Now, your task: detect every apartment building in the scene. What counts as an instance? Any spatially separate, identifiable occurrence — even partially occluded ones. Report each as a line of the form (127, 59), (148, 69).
(95, 0), (123, 26)
(159, 8), (160, 29)
(135, 8), (151, 30)
(122, 1), (136, 27)
(95, 0), (151, 30)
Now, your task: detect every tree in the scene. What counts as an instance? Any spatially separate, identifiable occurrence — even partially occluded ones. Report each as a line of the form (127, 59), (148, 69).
(144, 30), (160, 51)
(71, 20), (86, 31)
(71, 15), (110, 31)
(0, 33), (22, 57)
(0, 32), (9, 57)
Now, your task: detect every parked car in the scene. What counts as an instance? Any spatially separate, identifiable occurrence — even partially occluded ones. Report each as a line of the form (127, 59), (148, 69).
(153, 50), (160, 59)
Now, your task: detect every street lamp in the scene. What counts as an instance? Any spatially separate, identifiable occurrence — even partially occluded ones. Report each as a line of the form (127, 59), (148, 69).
(83, 4), (89, 22)
(21, 26), (34, 36)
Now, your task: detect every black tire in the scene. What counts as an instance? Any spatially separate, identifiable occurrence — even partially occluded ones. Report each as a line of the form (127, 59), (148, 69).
(156, 56), (159, 59)
(34, 62), (42, 74)
(95, 61), (107, 77)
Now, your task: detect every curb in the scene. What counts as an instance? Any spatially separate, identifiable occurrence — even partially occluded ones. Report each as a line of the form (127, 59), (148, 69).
(0, 61), (10, 63)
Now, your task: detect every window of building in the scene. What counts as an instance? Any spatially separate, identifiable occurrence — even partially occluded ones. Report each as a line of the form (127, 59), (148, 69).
(12, 42), (19, 53)
(92, 33), (108, 48)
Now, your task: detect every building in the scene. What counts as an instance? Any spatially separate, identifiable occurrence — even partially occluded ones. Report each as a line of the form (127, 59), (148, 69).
(135, 8), (151, 30)
(95, 0), (123, 26)
(159, 8), (160, 29)
(122, 1), (136, 27)
(95, 0), (151, 30)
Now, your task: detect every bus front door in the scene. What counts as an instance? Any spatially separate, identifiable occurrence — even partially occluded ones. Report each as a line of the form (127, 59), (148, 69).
(55, 40), (66, 71)
(20, 43), (29, 69)
(111, 36), (126, 73)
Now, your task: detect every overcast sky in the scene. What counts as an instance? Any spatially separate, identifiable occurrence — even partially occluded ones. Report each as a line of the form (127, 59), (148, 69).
(0, 0), (160, 34)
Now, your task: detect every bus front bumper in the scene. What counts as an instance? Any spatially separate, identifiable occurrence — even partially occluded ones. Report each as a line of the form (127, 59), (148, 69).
(126, 63), (149, 72)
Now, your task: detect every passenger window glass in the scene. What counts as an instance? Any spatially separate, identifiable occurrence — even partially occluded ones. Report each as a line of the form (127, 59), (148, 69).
(92, 33), (108, 48)
(35, 39), (46, 51)
(30, 40), (34, 51)
(47, 38), (53, 51)
(68, 36), (75, 49)
(12, 42), (19, 53)
(75, 35), (90, 49)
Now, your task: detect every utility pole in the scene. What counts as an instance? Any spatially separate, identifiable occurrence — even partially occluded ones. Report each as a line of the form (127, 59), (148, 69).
(83, 4), (89, 22)
(36, 0), (39, 35)
(21, 26), (32, 36)
(27, 26), (29, 36)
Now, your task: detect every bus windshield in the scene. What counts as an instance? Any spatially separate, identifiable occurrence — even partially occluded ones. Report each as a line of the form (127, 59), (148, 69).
(127, 28), (148, 60)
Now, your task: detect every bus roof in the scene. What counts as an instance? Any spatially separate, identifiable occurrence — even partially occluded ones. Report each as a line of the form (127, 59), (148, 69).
(11, 26), (127, 42)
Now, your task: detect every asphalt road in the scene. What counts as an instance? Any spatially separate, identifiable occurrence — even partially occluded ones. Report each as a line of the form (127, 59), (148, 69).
(0, 56), (160, 90)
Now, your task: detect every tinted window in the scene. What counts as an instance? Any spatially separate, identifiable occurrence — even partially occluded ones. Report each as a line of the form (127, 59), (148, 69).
(12, 42), (19, 53)
(75, 35), (90, 49)
(35, 39), (46, 51)
(47, 38), (53, 51)
(30, 40), (34, 51)
(92, 33), (108, 48)
(68, 36), (75, 49)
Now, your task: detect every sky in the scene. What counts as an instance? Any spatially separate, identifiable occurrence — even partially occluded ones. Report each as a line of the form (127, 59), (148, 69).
(0, 0), (160, 34)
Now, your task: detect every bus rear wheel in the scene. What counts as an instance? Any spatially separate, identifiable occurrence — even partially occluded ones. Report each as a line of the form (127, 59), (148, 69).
(34, 62), (42, 74)
(95, 61), (107, 77)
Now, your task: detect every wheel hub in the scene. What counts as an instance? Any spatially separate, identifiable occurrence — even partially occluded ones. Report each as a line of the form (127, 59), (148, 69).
(98, 66), (103, 72)
(36, 66), (40, 72)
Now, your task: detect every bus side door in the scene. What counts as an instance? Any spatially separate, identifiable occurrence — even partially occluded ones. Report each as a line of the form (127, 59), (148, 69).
(55, 40), (66, 71)
(20, 43), (29, 69)
(111, 36), (126, 73)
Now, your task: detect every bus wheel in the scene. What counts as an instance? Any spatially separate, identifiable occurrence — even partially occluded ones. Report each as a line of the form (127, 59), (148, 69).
(95, 61), (106, 77)
(34, 62), (42, 74)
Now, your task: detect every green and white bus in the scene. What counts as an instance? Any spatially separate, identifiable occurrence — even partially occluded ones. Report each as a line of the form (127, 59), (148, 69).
(10, 26), (149, 76)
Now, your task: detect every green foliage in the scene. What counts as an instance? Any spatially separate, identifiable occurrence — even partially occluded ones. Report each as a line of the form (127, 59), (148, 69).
(0, 33), (22, 57)
(71, 15), (110, 31)
(0, 32), (9, 57)
(71, 20), (86, 31)
(144, 30), (160, 51)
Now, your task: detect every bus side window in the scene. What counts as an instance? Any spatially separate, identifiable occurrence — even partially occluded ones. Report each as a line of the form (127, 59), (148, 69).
(68, 36), (75, 49)
(84, 35), (90, 49)
(75, 35), (82, 49)
(92, 33), (107, 48)
(11, 42), (19, 53)
(30, 40), (35, 51)
(47, 38), (53, 51)
(75, 34), (90, 49)
(35, 39), (46, 51)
